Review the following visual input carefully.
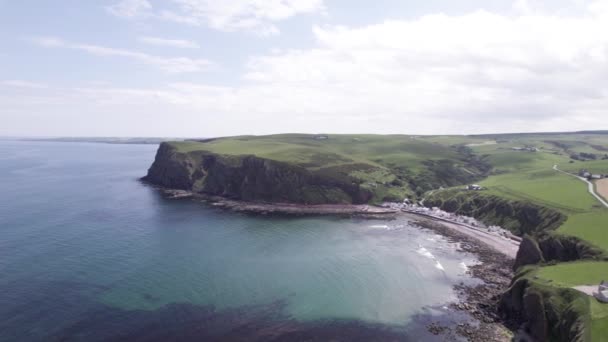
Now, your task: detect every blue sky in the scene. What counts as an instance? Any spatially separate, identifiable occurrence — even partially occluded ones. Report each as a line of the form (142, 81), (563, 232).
(1, 0), (607, 137)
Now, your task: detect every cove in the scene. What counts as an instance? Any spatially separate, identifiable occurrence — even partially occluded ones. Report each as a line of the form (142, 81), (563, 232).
(0, 141), (479, 341)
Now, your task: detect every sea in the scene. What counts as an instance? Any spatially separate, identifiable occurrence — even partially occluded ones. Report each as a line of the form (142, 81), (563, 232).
(0, 140), (480, 341)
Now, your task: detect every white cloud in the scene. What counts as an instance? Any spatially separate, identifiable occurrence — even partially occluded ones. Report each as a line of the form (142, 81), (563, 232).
(108, 0), (325, 35)
(233, 2), (608, 131)
(1, 80), (48, 89)
(139, 36), (200, 48)
(106, 0), (152, 18)
(513, 0), (533, 14)
(7, 1), (608, 136)
(31, 36), (64, 47)
(30, 37), (212, 73)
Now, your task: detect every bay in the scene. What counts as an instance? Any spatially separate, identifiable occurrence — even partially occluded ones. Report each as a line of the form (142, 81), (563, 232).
(0, 141), (478, 341)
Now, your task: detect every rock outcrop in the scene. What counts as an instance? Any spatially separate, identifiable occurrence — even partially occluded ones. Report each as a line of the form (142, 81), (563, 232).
(500, 276), (591, 342)
(513, 237), (544, 270)
(513, 234), (607, 270)
(143, 142), (373, 204)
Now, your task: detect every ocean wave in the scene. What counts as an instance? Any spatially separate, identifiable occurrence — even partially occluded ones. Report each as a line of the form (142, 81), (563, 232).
(416, 246), (435, 259)
(417, 245), (445, 272)
(434, 260), (445, 271)
(368, 225), (390, 230)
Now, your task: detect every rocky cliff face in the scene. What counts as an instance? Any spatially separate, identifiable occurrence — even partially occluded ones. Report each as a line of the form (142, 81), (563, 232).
(424, 189), (607, 341)
(513, 235), (607, 270)
(500, 275), (591, 342)
(423, 190), (567, 236)
(143, 142), (373, 204)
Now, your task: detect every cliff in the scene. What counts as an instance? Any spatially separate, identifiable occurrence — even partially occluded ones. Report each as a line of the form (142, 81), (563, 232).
(423, 189), (567, 236)
(513, 235), (607, 270)
(500, 271), (592, 342)
(424, 189), (608, 340)
(143, 142), (373, 204)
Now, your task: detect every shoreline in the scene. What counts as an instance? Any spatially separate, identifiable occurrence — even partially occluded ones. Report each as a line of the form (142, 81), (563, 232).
(414, 218), (516, 341)
(159, 188), (400, 218)
(159, 188), (521, 258)
(156, 187), (517, 341)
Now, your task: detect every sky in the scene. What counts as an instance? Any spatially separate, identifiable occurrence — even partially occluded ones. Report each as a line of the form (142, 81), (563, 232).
(1, 0), (607, 137)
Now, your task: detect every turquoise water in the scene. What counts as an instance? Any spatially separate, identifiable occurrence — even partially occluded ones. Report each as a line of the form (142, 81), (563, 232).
(0, 141), (478, 341)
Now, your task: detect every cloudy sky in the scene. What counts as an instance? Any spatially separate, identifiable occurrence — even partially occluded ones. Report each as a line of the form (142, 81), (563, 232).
(1, 0), (607, 137)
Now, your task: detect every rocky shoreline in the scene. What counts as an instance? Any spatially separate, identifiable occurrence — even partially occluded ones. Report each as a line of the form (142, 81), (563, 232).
(156, 187), (517, 341)
(415, 219), (516, 341)
(159, 189), (399, 218)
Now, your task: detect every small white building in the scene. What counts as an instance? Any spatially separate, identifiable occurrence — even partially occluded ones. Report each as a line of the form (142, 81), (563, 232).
(579, 169), (592, 178)
(467, 184), (483, 191)
(595, 281), (608, 303)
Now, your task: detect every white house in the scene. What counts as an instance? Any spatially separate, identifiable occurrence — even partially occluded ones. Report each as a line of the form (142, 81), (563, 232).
(596, 281), (608, 303)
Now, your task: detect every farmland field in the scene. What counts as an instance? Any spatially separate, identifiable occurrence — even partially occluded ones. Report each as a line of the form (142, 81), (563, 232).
(596, 179), (608, 202)
(430, 132), (608, 340)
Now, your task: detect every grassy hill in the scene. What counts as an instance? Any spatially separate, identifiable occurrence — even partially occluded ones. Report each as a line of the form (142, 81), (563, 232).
(166, 134), (491, 203)
(427, 131), (608, 341)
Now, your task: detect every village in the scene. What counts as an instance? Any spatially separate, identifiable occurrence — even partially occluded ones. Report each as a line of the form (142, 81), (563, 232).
(511, 146), (539, 152)
(381, 199), (521, 243)
(578, 169), (607, 180)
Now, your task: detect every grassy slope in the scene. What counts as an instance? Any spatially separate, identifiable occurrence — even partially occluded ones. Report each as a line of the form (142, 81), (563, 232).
(173, 134), (465, 171)
(169, 134), (489, 202)
(535, 262), (608, 340)
(465, 133), (608, 340)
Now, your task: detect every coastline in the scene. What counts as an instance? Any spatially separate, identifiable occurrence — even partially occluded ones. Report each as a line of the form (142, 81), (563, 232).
(414, 218), (516, 341)
(159, 188), (521, 258)
(159, 188), (400, 218)
(156, 187), (517, 341)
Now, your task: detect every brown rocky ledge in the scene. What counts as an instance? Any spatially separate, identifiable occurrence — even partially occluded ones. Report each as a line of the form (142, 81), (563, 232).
(161, 189), (399, 218)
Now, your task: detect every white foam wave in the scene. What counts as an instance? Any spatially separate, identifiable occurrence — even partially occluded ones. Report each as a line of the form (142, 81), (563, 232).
(369, 225), (389, 230)
(416, 246), (434, 259)
(417, 245), (445, 272)
(435, 260), (445, 271)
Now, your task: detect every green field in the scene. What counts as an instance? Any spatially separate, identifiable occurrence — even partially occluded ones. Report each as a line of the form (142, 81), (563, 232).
(535, 262), (608, 340)
(172, 134), (468, 171)
(562, 159), (608, 175)
(536, 261), (608, 287)
(464, 133), (608, 340)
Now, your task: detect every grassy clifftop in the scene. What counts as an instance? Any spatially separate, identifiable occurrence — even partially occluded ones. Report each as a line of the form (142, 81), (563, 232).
(156, 134), (490, 203)
(423, 131), (608, 341)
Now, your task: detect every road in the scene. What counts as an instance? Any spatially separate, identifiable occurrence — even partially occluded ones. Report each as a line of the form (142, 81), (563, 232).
(553, 165), (608, 208)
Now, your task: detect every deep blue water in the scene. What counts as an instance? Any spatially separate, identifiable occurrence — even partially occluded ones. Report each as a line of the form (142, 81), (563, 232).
(0, 141), (479, 341)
